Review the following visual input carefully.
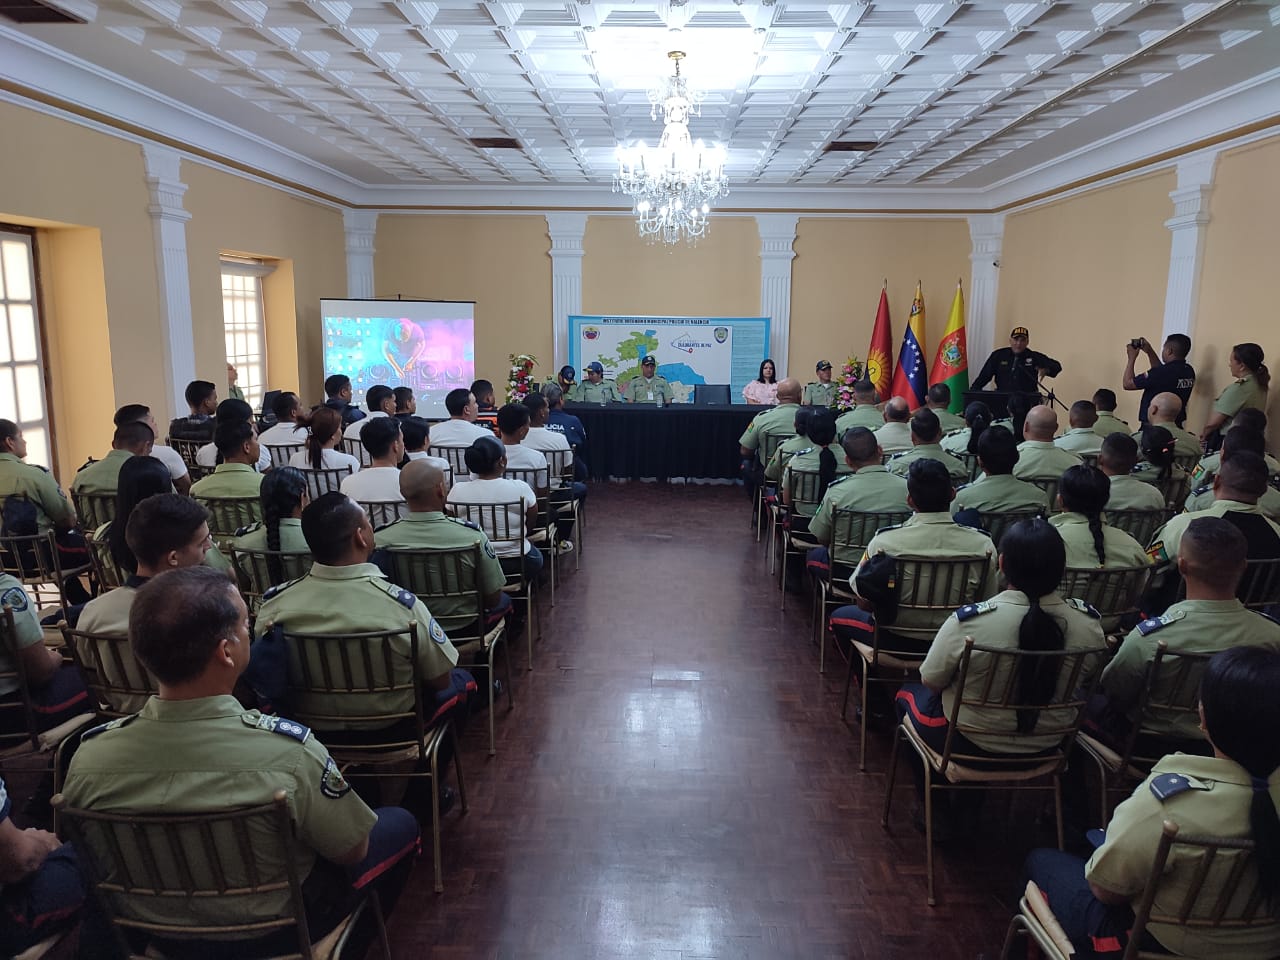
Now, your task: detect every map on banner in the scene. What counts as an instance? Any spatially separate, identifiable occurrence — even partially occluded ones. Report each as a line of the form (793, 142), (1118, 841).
(567, 315), (771, 403)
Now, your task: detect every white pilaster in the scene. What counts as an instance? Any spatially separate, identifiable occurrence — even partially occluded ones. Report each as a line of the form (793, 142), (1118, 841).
(343, 209), (378, 299)
(756, 214), (800, 376)
(142, 144), (195, 418)
(1161, 151), (1217, 343)
(546, 212), (588, 366)
(967, 213), (1005, 379)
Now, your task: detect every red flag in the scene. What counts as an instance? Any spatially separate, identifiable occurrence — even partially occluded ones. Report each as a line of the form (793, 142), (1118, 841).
(866, 286), (893, 401)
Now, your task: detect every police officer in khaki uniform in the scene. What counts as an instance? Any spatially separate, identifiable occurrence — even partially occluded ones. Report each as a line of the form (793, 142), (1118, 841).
(1014, 406), (1083, 481)
(70, 422), (153, 498)
(229, 467), (311, 556)
(1050, 466), (1151, 574)
(835, 379), (884, 436)
(569, 362), (622, 404)
(0, 574), (88, 733)
(1091, 389), (1130, 438)
(802, 360), (838, 407)
(779, 410), (853, 518)
(739, 378), (802, 467)
(872, 398), (914, 455)
(1189, 421), (1280, 488)
(763, 406), (815, 484)
(886, 409), (970, 482)
(623, 356), (672, 404)
(189, 419), (265, 500)
(806, 427), (909, 571)
(1134, 392), (1201, 458)
(0, 420), (77, 535)
(1054, 400), (1104, 455)
(63, 566), (420, 958)
(1098, 433), (1166, 512)
(921, 384), (966, 434)
(1149, 453), (1280, 567)
(952, 425), (1049, 515)
(1200, 341), (1269, 444)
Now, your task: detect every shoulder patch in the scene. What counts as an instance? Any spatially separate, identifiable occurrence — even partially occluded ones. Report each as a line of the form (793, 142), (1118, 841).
(1149, 772), (1211, 802)
(1137, 609), (1185, 635)
(320, 757), (352, 799)
(956, 600), (997, 622)
(428, 618), (448, 645)
(482, 539), (497, 559)
(1065, 597), (1102, 619)
(81, 714), (136, 740)
(1147, 540), (1169, 564)
(0, 585), (29, 613)
(261, 576), (304, 602)
(244, 714), (311, 743)
(382, 581), (417, 608)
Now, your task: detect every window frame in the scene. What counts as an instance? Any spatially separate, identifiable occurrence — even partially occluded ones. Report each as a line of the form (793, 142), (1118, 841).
(0, 223), (57, 475)
(219, 256), (274, 413)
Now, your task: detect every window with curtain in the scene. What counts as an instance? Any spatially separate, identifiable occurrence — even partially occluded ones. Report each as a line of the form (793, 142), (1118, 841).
(0, 228), (52, 471)
(220, 257), (274, 412)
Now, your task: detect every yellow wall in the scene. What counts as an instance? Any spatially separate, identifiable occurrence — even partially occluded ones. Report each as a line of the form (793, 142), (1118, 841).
(791, 218), (971, 382)
(373, 215), (553, 387)
(1196, 135), (1280, 443)
(998, 171), (1175, 426)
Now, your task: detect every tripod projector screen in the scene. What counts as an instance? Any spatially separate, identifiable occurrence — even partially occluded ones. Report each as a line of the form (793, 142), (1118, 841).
(320, 299), (475, 418)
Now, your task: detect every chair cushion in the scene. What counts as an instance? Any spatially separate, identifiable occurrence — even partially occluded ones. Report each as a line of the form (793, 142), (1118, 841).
(851, 640), (925, 672)
(901, 718), (1064, 784)
(36, 712), (96, 752)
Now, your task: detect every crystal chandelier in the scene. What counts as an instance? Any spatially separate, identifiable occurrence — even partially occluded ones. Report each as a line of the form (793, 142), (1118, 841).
(614, 51), (729, 245)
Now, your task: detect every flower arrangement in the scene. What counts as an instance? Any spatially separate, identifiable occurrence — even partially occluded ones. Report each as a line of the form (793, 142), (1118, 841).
(506, 353), (539, 403)
(834, 355), (866, 412)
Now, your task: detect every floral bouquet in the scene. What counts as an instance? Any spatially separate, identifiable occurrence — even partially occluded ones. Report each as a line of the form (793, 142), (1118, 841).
(834, 355), (865, 412)
(506, 353), (539, 403)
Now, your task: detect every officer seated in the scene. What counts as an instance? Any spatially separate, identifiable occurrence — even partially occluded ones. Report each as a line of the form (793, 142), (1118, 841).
(0, 576), (90, 737)
(952, 425), (1049, 519)
(1025, 645), (1280, 959)
(195, 399), (271, 473)
(63, 566), (419, 960)
(188, 418), (264, 501)
(70, 420), (154, 502)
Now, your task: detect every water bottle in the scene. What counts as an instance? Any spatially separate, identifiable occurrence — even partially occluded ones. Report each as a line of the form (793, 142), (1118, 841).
(655, 390), (663, 409)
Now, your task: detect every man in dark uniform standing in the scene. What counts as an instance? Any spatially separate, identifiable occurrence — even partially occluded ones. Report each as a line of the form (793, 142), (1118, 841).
(970, 326), (1063, 394)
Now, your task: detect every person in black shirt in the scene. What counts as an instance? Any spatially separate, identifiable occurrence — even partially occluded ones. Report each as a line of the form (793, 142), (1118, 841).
(322, 373), (366, 428)
(970, 326), (1062, 394)
(1123, 333), (1195, 426)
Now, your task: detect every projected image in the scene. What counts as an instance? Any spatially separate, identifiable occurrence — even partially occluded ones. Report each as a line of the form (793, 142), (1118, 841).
(322, 300), (475, 416)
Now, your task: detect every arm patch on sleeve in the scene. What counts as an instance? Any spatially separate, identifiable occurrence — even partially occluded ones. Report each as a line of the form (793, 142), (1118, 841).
(0, 585), (29, 613)
(320, 757), (352, 799)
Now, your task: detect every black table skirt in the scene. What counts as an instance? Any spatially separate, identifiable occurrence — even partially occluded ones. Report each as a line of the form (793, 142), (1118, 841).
(566, 403), (760, 481)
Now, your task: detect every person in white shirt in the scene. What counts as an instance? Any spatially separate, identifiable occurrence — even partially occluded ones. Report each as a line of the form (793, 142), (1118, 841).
(288, 406), (361, 475)
(340, 417), (406, 505)
(114, 403), (191, 495)
(400, 417), (452, 486)
(257, 391), (308, 455)
(446, 436), (543, 579)
(429, 388), (495, 448)
(498, 404), (578, 550)
(342, 384), (396, 441)
(196, 398), (271, 473)
(523, 391), (588, 507)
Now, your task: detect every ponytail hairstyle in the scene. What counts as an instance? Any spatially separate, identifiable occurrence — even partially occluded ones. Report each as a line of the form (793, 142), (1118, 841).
(109, 455), (174, 574)
(260, 466), (307, 583)
(295, 406), (342, 470)
(964, 401), (993, 456)
(1008, 391), (1034, 440)
(1140, 424), (1177, 483)
(1058, 465), (1110, 567)
(1198, 646), (1280, 898)
(464, 435), (506, 478)
(793, 404), (814, 441)
(808, 408), (838, 501)
(1233, 342), (1270, 391)
(999, 518), (1068, 732)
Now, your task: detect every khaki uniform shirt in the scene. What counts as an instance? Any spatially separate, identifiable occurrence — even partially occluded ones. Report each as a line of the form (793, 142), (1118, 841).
(940, 428), (973, 457)
(0, 452), (73, 533)
(1131, 462), (1191, 507)
(1086, 755), (1280, 958)
(873, 421), (913, 455)
(190, 462), (264, 500)
(886, 442), (970, 482)
(1013, 440), (1082, 481)
(921, 591), (1105, 753)
(1149, 499), (1280, 565)
(808, 467), (909, 561)
(569, 380), (622, 404)
(70, 449), (133, 497)
(739, 403), (800, 464)
(63, 695), (377, 931)
(764, 433), (813, 483)
(373, 510), (506, 627)
(1092, 412), (1131, 438)
(75, 580), (151, 713)
(624, 375), (672, 404)
(230, 517), (311, 554)
(780, 445), (854, 517)
(855, 513), (998, 633)
(1184, 482), (1280, 521)
(255, 561), (459, 728)
(1212, 373), (1267, 429)
(1105, 474), (1167, 512)
(1055, 428), (1103, 456)
(835, 405), (884, 436)
(928, 408), (967, 434)
(802, 381), (838, 407)
(1132, 423), (1201, 459)
(0, 575), (42, 698)
(952, 474), (1049, 515)
(1102, 598), (1280, 741)
(1190, 451), (1280, 488)
(1049, 512), (1151, 570)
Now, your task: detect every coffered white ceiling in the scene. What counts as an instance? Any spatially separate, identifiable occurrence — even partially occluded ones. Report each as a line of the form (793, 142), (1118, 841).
(4, 0), (1279, 200)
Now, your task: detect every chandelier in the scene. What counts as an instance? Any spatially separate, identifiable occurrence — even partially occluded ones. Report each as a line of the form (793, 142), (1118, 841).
(614, 51), (729, 245)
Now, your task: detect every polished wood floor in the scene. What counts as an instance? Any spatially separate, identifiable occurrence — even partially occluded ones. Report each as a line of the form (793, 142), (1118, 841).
(392, 483), (1042, 959)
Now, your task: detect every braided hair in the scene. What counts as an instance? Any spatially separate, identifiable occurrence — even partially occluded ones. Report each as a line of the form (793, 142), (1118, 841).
(808, 408), (839, 501)
(1058, 465), (1110, 567)
(1000, 518), (1069, 732)
(260, 466), (307, 583)
(1140, 424), (1177, 483)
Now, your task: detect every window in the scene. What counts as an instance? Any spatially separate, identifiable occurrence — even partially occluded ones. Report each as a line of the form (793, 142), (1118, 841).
(0, 229), (52, 471)
(220, 257), (274, 412)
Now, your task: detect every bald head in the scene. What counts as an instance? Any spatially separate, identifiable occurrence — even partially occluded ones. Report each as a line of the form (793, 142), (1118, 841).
(776, 377), (803, 404)
(400, 459), (447, 511)
(1147, 392), (1183, 424)
(1024, 405), (1058, 441)
(883, 397), (910, 423)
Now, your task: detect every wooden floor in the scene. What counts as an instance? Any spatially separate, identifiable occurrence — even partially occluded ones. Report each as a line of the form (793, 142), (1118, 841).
(390, 483), (1043, 959)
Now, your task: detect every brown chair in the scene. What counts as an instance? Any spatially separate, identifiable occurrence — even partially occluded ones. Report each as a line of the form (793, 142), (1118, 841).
(1105, 507), (1173, 546)
(71, 491), (116, 532)
(429, 446), (470, 482)
(0, 528), (93, 612)
(54, 789), (391, 960)
(280, 624), (466, 894)
(229, 547), (313, 613)
(976, 509), (1042, 547)
(298, 465), (355, 501)
(266, 441), (307, 469)
(193, 496), (263, 549)
(340, 436), (373, 467)
(842, 555), (993, 771)
(1027, 477), (1061, 512)
(60, 625), (156, 720)
(1058, 564), (1152, 636)
(166, 437), (203, 470)
(1237, 556), (1280, 610)
(543, 448), (582, 566)
(381, 545), (512, 756)
(753, 431), (789, 541)
(86, 536), (126, 592)
(358, 499), (407, 530)
(505, 467), (562, 606)
(882, 637), (1107, 905)
(772, 468), (825, 608)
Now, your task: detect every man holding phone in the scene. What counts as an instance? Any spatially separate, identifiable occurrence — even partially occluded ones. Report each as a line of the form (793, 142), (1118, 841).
(1122, 334), (1196, 426)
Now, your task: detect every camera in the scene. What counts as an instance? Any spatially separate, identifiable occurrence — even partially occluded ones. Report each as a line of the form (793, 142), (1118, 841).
(1128, 338), (1145, 349)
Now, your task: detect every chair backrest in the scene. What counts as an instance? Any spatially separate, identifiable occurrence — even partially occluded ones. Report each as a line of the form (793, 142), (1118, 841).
(884, 554), (995, 644)
(694, 384), (730, 405)
(1126, 821), (1269, 960)
(72, 491), (117, 532)
(956, 451), (981, 483)
(1155, 469), (1192, 510)
(358, 499), (407, 529)
(297, 465), (353, 501)
(1237, 557), (1280, 610)
(61, 624), (158, 718)
(229, 547), (313, 612)
(759, 430), (788, 465)
(1120, 641), (1212, 770)
(1172, 453), (1200, 475)
(86, 536), (126, 592)
(1105, 508), (1172, 546)
(0, 529), (73, 607)
(194, 496), (263, 544)
(784, 467), (826, 513)
(977, 509), (1042, 547)
(543, 448), (573, 487)
(828, 508), (911, 572)
(940, 637), (1106, 773)
(380, 545), (485, 642)
(55, 790), (315, 959)
(340, 435), (373, 467)
(266, 441), (306, 469)
(0, 605), (40, 753)
(448, 501), (529, 579)
(1079, 453), (1100, 469)
(504, 466), (551, 497)
(1028, 477), (1061, 512)
(167, 438), (202, 469)
(429, 445), (471, 481)
(1058, 565), (1152, 627)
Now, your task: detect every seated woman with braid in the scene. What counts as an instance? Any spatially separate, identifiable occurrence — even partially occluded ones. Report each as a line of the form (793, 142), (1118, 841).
(1050, 465), (1150, 570)
(229, 467), (312, 589)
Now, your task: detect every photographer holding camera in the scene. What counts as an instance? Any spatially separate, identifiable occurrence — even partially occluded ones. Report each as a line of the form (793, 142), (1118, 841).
(1122, 333), (1195, 427)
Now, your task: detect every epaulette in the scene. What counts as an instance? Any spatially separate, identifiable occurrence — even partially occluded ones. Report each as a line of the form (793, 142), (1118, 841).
(261, 576), (305, 602)
(826, 475), (851, 487)
(1065, 597), (1102, 619)
(234, 521), (263, 537)
(955, 481), (971, 492)
(381, 581), (417, 608)
(887, 451), (907, 461)
(1149, 772), (1211, 802)
(794, 446), (816, 456)
(81, 714), (136, 740)
(448, 516), (482, 531)
(876, 522), (905, 534)
(243, 713), (310, 743)
(956, 600), (998, 621)
(1191, 483), (1212, 498)
(943, 427), (967, 438)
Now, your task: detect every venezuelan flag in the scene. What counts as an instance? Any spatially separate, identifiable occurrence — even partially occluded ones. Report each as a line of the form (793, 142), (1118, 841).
(889, 282), (927, 407)
(929, 281), (969, 412)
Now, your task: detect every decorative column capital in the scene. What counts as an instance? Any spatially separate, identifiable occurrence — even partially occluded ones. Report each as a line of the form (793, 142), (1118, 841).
(1161, 149), (1218, 340)
(343, 209), (377, 299)
(546, 213), (588, 366)
(546, 212), (589, 258)
(966, 214), (1006, 377)
(755, 215), (799, 375)
(141, 144), (195, 417)
(142, 144), (191, 224)
(756, 213), (800, 263)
